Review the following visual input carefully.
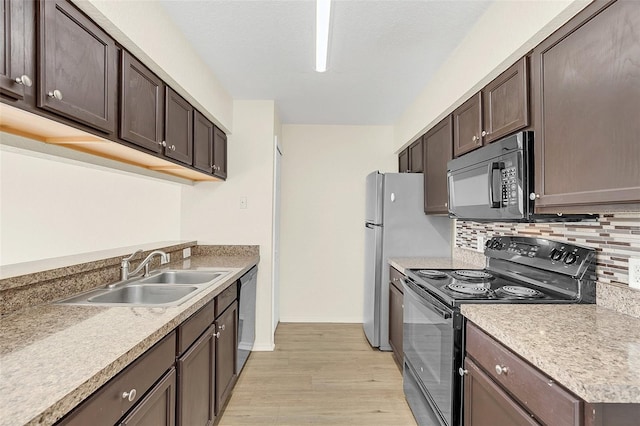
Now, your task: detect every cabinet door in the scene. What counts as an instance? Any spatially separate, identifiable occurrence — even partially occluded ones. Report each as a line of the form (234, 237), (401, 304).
(463, 358), (539, 426)
(398, 148), (409, 173)
(215, 301), (238, 414)
(388, 279), (403, 368)
(193, 110), (214, 174)
(483, 57), (529, 143)
(453, 92), (482, 157)
(424, 115), (453, 215)
(177, 324), (216, 426)
(120, 368), (176, 426)
(164, 87), (193, 165)
(212, 125), (227, 180)
(532, 0), (640, 211)
(408, 137), (424, 173)
(39, 0), (116, 133)
(0, 0), (29, 100)
(120, 50), (163, 153)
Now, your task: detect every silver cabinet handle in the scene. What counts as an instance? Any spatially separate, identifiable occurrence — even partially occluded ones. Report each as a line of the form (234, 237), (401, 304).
(160, 140), (167, 147)
(219, 324), (225, 331)
(472, 135), (478, 142)
(529, 192), (540, 201)
(15, 75), (32, 87)
(122, 389), (137, 402)
(47, 89), (63, 100)
(170, 145), (176, 151)
(458, 367), (468, 376)
(495, 365), (509, 375)
(481, 130), (488, 137)
(214, 331), (221, 339)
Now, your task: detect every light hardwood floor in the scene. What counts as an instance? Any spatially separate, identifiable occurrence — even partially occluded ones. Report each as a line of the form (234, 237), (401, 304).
(218, 323), (417, 425)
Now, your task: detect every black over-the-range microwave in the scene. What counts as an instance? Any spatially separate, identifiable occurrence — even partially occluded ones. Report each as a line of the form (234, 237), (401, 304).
(446, 131), (595, 222)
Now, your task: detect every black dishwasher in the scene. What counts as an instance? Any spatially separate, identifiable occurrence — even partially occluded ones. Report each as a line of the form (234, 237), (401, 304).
(237, 266), (257, 373)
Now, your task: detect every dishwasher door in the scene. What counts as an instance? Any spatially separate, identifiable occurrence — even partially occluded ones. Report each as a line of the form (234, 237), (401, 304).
(237, 266), (257, 373)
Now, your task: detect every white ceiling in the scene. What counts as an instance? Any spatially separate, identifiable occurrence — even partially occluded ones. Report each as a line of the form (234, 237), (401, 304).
(160, 0), (492, 125)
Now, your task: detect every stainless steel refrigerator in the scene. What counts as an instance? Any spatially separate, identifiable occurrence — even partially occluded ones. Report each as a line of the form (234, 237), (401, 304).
(363, 171), (452, 350)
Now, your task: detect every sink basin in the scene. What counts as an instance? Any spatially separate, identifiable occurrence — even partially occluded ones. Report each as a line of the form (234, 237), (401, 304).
(56, 268), (240, 307)
(139, 271), (223, 285)
(87, 285), (198, 305)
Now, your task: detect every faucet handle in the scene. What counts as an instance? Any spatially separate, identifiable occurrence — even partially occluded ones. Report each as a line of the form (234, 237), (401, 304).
(123, 249), (143, 262)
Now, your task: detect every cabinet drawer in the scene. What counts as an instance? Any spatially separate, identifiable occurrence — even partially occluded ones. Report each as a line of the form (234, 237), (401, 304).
(389, 267), (404, 293)
(177, 299), (216, 355)
(215, 282), (237, 317)
(59, 331), (176, 426)
(466, 322), (581, 426)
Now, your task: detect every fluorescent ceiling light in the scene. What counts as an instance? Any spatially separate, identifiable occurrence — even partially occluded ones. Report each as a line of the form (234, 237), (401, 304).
(316, 0), (331, 72)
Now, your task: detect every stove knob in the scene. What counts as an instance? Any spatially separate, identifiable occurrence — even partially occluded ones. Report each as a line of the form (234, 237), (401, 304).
(485, 239), (492, 248)
(564, 253), (577, 264)
(551, 249), (564, 261)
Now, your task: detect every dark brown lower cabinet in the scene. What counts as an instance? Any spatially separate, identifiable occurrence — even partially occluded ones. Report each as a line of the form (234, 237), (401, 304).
(463, 358), (537, 426)
(388, 270), (404, 370)
(120, 368), (176, 426)
(215, 301), (238, 414)
(177, 324), (216, 426)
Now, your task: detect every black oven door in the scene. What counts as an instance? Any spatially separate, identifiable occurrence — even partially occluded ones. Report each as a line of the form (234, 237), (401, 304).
(403, 280), (462, 426)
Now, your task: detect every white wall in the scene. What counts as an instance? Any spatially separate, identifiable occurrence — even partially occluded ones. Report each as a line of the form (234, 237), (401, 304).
(279, 125), (395, 322)
(394, 0), (591, 150)
(181, 100), (277, 350)
(0, 134), (181, 265)
(76, 0), (233, 132)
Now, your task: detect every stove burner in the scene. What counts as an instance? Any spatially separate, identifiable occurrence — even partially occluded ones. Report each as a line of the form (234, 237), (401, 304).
(417, 270), (447, 279)
(446, 283), (491, 295)
(454, 270), (493, 280)
(499, 286), (544, 298)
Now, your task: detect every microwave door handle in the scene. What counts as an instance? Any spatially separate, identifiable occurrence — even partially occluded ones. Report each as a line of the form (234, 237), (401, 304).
(488, 162), (502, 208)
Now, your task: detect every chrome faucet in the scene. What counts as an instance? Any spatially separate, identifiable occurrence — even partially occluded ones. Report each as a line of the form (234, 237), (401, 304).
(119, 249), (169, 281)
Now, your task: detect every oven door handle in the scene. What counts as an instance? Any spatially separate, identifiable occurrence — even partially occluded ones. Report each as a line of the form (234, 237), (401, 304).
(401, 278), (453, 320)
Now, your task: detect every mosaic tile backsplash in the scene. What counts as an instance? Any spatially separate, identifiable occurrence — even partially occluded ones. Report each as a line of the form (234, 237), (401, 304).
(455, 213), (640, 287)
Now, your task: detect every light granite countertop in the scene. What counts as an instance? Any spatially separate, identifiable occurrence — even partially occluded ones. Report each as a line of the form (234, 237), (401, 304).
(389, 256), (484, 274)
(0, 254), (258, 426)
(461, 304), (640, 404)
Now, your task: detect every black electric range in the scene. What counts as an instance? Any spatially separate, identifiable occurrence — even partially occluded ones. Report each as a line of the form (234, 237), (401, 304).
(401, 236), (596, 426)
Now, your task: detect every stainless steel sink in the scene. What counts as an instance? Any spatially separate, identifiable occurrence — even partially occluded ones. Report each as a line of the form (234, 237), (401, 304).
(139, 271), (223, 285)
(87, 285), (198, 305)
(56, 268), (239, 307)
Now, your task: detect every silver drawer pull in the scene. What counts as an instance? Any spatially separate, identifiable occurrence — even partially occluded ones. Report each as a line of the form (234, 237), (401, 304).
(219, 324), (225, 331)
(122, 388), (137, 402)
(47, 89), (63, 100)
(15, 75), (33, 87)
(214, 331), (221, 339)
(495, 364), (509, 375)
(458, 367), (468, 376)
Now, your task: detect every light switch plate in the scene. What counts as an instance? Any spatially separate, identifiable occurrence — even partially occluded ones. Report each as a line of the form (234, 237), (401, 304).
(629, 258), (640, 290)
(160, 253), (170, 265)
(183, 247), (191, 259)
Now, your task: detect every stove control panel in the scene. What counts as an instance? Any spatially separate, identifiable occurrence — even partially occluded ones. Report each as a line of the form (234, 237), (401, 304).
(484, 236), (595, 276)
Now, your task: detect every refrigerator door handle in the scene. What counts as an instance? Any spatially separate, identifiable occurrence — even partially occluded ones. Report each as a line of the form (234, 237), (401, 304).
(365, 223), (382, 229)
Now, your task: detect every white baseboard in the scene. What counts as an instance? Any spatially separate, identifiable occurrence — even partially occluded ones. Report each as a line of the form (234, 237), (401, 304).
(251, 343), (275, 351)
(278, 316), (363, 323)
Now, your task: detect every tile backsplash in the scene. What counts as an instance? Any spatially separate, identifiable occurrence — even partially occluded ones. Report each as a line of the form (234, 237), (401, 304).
(455, 213), (640, 287)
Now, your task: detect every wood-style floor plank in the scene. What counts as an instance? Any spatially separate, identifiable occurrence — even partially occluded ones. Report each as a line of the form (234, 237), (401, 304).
(219, 323), (417, 425)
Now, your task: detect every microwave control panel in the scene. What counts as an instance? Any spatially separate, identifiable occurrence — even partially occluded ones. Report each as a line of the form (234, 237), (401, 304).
(501, 166), (518, 206)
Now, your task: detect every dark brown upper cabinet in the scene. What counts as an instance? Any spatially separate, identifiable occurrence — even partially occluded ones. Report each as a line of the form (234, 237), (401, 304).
(164, 87), (193, 165)
(120, 50), (164, 153)
(193, 110), (214, 174)
(1, 0), (31, 100)
(453, 58), (529, 157)
(482, 57), (529, 144)
(531, 0), (640, 212)
(453, 92), (483, 157)
(408, 136), (424, 173)
(423, 115), (453, 215)
(213, 125), (227, 180)
(39, 0), (117, 134)
(398, 137), (423, 173)
(398, 148), (410, 173)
